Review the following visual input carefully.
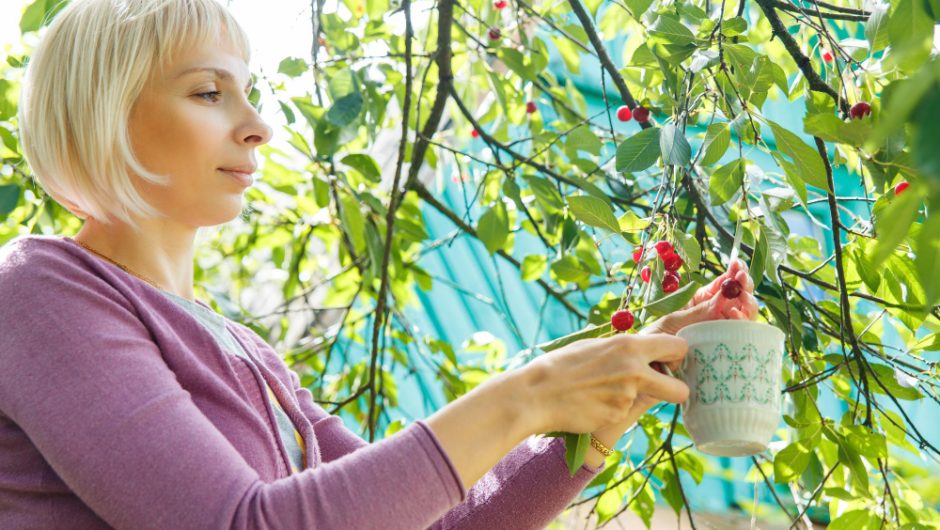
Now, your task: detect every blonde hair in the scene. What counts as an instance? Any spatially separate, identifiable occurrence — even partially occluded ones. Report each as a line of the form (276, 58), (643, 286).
(18, 0), (251, 232)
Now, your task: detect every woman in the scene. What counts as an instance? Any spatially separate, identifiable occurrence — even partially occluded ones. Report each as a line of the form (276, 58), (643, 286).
(0, 0), (758, 528)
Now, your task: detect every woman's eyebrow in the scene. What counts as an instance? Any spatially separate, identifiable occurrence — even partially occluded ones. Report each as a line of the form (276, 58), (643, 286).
(175, 66), (252, 92)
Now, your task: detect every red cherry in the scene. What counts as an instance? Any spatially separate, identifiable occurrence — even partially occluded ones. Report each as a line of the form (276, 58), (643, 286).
(663, 252), (683, 272)
(720, 278), (742, 299)
(662, 272), (680, 293)
(488, 27), (502, 41)
(633, 106), (651, 123)
(654, 240), (674, 257)
(616, 105), (633, 122)
(894, 181), (910, 195)
(471, 129), (480, 138)
(494, 0), (508, 8)
(632, 247), (644, 264)
(822, 50), (833, 63)
(526, 101), (537, 114)
(640, 266), (651, 283)
(849, 102), (871, 120)
(611, 310), (635, 331)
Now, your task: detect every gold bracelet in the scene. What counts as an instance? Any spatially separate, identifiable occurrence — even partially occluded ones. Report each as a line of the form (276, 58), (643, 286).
(589, 434), (613, 456)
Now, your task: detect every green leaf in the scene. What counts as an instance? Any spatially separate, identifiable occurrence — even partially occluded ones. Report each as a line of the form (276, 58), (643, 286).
(865, 2), (891, 52)
(568, 195), (620, 233)
(325, 92), (364, 128)
(700, 122), (731, 166)
(916, 200), (940, 306)
(649, 14), (695, 46)
(537, 322), (612, 352)
(829, 509), (879, 529)
(624, 0), (654, 17)
(277, 57), (308, 77)
(709, 158), (745, 206)
(0, 184), (21, 218)
(563, 432), (591, 476)
(750, 228), (768, 287)
(768, 120), (829, 191)
(803, 113), (871, 147)
(660, 123), (692, 166)
(20, 0), (52, 34)
(869, 187), (922, 269)
(674, 230), (702, 272)
(913, 85), (940, 183)
(721, 16), (748, 36)
(565, 126), (602, 158)
(477, 202), (509, 255)
(341, 154), (382, 183)
(521, 254), (548, 281)
(615, 127), (662, 172)
(773, 439), (813, 483)
(550, 255), (591, 284)
(642, 279), (699, 317)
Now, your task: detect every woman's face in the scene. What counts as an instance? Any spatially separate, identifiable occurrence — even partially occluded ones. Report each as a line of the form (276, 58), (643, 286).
(127, 35), (272, 228)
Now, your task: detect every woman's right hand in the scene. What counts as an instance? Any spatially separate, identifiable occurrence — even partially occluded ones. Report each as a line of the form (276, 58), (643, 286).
(519, 333), (690, 436)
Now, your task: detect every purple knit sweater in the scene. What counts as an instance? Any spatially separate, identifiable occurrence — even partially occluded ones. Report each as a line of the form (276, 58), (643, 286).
(0, 235), (603, 529)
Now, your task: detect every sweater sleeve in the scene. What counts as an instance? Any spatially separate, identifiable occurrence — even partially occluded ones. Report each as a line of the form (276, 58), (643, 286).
(274, 340), (605, 529)
(0, 263), (463, 530)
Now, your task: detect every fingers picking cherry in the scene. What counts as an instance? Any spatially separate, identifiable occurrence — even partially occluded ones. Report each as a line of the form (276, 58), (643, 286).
(633, 106), (651, 123)
(641, 266), (651, 283)
(894, 181), (909, 195)
(849, 101), (871, 120)
(611, 310), (635, 331)
(616, 105), (633, 122)
(663, 252), (683, 272)
(720, 278), (742, 299)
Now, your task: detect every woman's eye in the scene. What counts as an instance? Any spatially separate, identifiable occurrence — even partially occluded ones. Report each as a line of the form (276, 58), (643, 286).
(196, 91), (222, 102)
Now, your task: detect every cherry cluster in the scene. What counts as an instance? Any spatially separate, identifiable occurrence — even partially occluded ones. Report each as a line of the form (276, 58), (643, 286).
(634, 240), (683, 293)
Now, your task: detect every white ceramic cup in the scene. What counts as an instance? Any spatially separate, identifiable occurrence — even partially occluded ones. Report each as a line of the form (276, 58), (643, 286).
(676, 320), (785, 457)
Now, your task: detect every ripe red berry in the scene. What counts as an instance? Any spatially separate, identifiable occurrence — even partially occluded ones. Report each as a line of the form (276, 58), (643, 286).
(654, 240), (674, 257)
(894, 181), (910, 195)
(849, 101), (871, 120)
(616, 105), (632, 122)
(632, 247), (644, 264)
(494, 0), (508, 8)
(488, 27), (501, 41)
(822, 50), (833, 63)
(633, 106), (651, 123)
(526, 101), (537, 114)
(641, 266), (651, 283)
(720, 278), (742, 299)
(663, 252), (683, 272)
(471, 129), (480, 138)
(611, 310), (635, 331)
(662, 272), (680, 293)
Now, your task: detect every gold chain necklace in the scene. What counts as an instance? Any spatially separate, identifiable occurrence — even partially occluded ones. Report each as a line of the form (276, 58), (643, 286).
(71, 238), (167, 293)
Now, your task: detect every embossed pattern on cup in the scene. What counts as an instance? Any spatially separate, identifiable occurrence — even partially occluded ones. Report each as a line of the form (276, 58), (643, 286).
(677, 321), (785, 457)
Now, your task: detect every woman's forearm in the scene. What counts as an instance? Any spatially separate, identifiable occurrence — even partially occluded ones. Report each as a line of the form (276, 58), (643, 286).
(424, 369), (538, 491)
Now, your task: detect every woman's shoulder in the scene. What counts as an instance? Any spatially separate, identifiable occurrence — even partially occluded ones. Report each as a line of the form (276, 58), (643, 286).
(0, 234), (127, 306)
(0, 234), (80, 281)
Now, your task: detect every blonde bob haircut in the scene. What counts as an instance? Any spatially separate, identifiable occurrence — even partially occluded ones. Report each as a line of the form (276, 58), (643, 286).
(18, 0), (251, 232)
